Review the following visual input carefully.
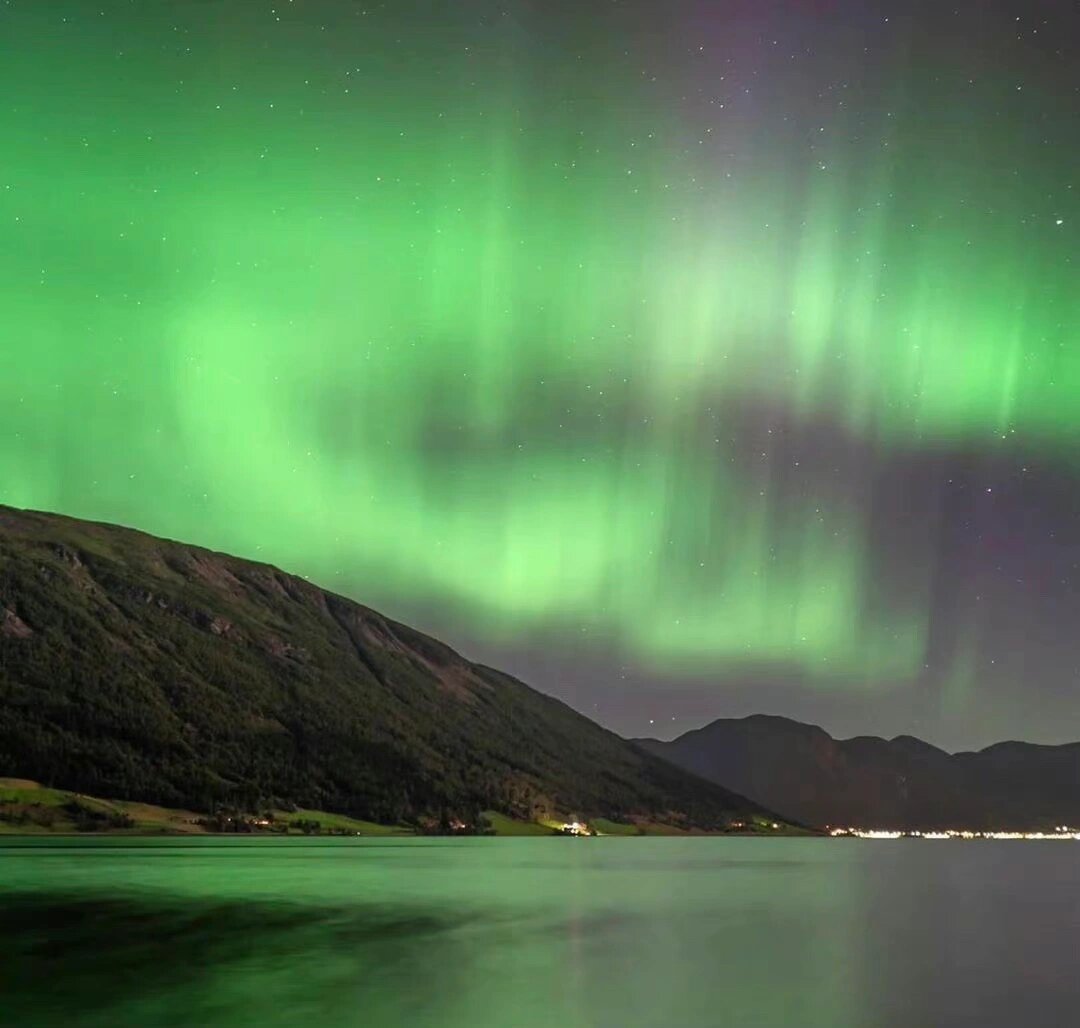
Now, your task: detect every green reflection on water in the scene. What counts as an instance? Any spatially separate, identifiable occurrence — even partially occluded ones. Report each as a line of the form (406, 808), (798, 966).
(2, 837), (862, 1028)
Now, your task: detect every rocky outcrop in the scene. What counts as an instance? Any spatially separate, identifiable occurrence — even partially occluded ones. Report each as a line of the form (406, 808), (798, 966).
(1, 607), (32, 638)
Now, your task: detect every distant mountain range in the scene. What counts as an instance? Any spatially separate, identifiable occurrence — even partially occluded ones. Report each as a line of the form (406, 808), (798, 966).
(0, 505), (778, 832)
(638, 714), (1080, 831)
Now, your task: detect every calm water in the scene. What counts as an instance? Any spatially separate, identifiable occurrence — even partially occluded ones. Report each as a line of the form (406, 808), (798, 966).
(2, 837), (1079, 1027)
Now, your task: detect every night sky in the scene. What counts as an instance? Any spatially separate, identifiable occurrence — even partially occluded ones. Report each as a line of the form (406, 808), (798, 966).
(2, 0), (1077, 750)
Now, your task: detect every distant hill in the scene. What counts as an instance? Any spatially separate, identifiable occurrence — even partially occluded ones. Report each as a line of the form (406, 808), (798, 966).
(0, 505), (778, 832)
(637, 714), (1080, 831)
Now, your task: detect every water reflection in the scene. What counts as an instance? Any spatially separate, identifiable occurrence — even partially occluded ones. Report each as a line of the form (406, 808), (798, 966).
(2, 839), (1079, 1027)
(3, 892), (482, 1027)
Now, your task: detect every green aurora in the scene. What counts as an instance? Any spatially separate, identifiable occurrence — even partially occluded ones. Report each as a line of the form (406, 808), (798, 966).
(1, 2), (1076, 733)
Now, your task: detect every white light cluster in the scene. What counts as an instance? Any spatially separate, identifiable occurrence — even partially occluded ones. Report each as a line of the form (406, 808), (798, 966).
(828, 826), (1080, 840)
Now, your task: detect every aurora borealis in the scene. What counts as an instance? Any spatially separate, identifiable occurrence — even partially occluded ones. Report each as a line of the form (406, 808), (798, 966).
(2, 0), (1076, 747)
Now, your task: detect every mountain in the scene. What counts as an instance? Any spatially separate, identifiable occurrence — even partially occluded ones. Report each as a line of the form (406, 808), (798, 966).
(637, 714), (1080, 831)
(0, 505), (778, 831)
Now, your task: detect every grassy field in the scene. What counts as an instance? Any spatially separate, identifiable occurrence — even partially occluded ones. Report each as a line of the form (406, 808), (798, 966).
(0, 783), (649, 838)
(0, 779), (808, 837)
(0, 778), (201, 834)
(0, 779), (409, 836)
(0, 780), (589, 838)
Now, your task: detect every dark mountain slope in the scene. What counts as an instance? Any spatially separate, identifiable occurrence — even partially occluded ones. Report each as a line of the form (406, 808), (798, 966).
(637, 714), (1080, 830)
(0, 505), (771, 829)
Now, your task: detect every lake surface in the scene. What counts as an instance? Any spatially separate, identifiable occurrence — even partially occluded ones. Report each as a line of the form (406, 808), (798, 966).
(2, 837), (1079, 1027)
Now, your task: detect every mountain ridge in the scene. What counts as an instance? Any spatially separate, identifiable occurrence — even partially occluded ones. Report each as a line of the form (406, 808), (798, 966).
(637, 713), (1080, 830)
(0, 504), (780, 832)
